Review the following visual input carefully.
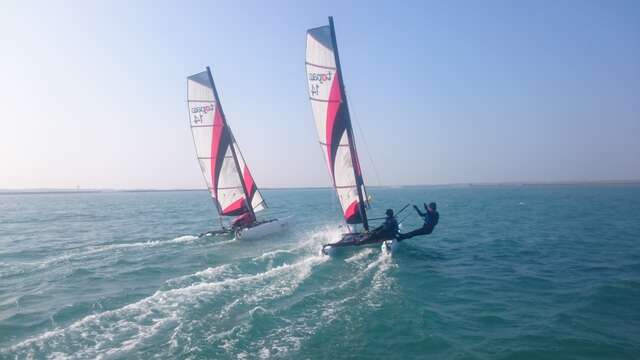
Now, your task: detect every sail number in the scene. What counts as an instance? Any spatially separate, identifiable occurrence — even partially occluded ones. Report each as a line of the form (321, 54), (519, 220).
(191, 104), (215, 124)
(308, 71), (333, 96)
(193, 114), (204, 124)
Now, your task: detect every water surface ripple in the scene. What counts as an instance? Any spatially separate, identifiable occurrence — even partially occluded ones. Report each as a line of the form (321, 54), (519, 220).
(1, 186), (639, 358)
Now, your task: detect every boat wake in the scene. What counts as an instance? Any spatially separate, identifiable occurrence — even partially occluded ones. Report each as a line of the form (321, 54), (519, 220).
(5, 254), (328, 358)
(0, 234), (215, 279)
(3, 225), (398, 359)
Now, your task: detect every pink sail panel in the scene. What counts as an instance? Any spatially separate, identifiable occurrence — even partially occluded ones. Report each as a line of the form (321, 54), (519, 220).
(305, 25), (366, 225)
(187, 70), (266, 217)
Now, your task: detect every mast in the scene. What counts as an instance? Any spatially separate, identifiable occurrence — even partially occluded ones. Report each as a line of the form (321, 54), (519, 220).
(328, 17), (369, 231)
(205, 66), (255, 219)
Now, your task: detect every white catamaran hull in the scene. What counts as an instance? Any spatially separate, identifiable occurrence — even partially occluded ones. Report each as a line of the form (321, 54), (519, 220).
(321, 241), (398, 257)
(320, 236), (399, 256)
(236, 216), (290, 240)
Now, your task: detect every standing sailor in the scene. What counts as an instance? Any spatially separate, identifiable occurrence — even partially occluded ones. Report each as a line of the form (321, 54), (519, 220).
(397, 202), (439, 241)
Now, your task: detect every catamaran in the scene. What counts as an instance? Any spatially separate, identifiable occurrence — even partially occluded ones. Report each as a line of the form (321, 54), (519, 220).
(306, 17), (398, 255)
(187, 67), (288, 240)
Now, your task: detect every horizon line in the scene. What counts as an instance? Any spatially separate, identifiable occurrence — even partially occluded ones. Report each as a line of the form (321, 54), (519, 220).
(1, 179), (640, 195)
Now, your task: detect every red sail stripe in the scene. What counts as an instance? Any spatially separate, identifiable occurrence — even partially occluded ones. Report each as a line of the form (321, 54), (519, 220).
(325, 72), (342, 184)
(344, 200), (359, 222)
(221, 197), (246, 216)
(210, 104), (225, 198)
(243, 165), (256, 202)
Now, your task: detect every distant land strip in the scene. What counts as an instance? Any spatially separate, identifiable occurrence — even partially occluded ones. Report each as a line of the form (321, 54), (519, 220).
(1, 180), (640, 195)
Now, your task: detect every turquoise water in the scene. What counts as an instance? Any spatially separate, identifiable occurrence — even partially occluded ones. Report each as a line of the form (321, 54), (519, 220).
(1, 186), (639, 359)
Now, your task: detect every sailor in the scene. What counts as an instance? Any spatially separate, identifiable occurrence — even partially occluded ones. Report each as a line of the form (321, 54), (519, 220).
(231, 211), (255, 229)
(371, 208), (399, 240)
(397, 202), (439, 241)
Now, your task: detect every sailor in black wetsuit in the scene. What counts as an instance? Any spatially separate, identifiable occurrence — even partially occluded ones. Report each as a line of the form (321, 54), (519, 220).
(369, 209), (399, 241)
(397, 202), (439, 241)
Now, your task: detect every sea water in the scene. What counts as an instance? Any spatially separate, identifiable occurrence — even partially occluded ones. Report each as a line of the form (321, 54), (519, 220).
(1, 186), (639, 359)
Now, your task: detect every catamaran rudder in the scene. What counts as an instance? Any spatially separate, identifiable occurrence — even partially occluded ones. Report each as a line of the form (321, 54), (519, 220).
(187, 67), (287, 239)
(305, 17), (396, 254)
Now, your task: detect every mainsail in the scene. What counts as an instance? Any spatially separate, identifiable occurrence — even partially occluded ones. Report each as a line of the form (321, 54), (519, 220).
(187, 67), (266, 220)
(306, 17), (369, 230)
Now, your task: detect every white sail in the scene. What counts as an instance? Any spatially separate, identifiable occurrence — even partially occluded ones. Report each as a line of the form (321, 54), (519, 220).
(306, 21), (368, 227)
(187, 69), (266, 217)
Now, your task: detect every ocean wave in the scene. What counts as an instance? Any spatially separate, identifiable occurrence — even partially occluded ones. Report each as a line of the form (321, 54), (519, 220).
(364, 253), (398, 307)
(4, 255), (327, 359)
(161, 253), (329, 358)
(253, 249), (293, 261)
(345, 248), (376, 263)
(163, 263), (235, 288)
(0, 234), (209, 279)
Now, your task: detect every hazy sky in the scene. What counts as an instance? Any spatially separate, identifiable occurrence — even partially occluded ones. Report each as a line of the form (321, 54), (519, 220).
(1, 0), (639, 189)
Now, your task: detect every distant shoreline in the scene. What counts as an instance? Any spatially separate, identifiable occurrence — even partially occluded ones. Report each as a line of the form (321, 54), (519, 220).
(1, 180), (639, 195)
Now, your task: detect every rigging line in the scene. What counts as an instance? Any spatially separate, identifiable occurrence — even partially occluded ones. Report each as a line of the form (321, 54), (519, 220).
(368, 203), (410, 220)
(399, 211), (414, 224)
(348, 90), (382, 187)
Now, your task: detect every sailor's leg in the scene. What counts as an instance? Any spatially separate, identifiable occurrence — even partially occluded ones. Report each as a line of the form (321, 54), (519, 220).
(397, 227), (431, 241)
(400, 229), (420, 240)
(396, 232), (410, 241)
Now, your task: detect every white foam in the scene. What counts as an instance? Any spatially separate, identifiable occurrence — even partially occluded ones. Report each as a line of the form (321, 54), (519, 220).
(252, 249), (292, 261)
(192, 264), (232, 280)
(259, 347), (271, 359)
(212, 256), (327, 321)
(209, 238), (237, 247)
(320, 295), (356, 324)
(238, 253), (396, 356)
(164, 264), (233, 288)
(6, 255), (326, 359)
(0, 262), (26, 278)
(246, 257), (322, 303)
(4, 234), (205, 277)
(289, 224), (345, 255)
(166, 235), (199, 244)
(241, 224), (343, 267)
(364, 254), (397, 307)
(329, 250), (396, 296)
(172, 255), (328, 357)
(345, 248), (375, 263)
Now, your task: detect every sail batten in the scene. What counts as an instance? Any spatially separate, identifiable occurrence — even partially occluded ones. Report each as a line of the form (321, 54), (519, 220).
(305, 62), (337, 70)
(306, 18), (369, 229)
(187, 68), (266, 218)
